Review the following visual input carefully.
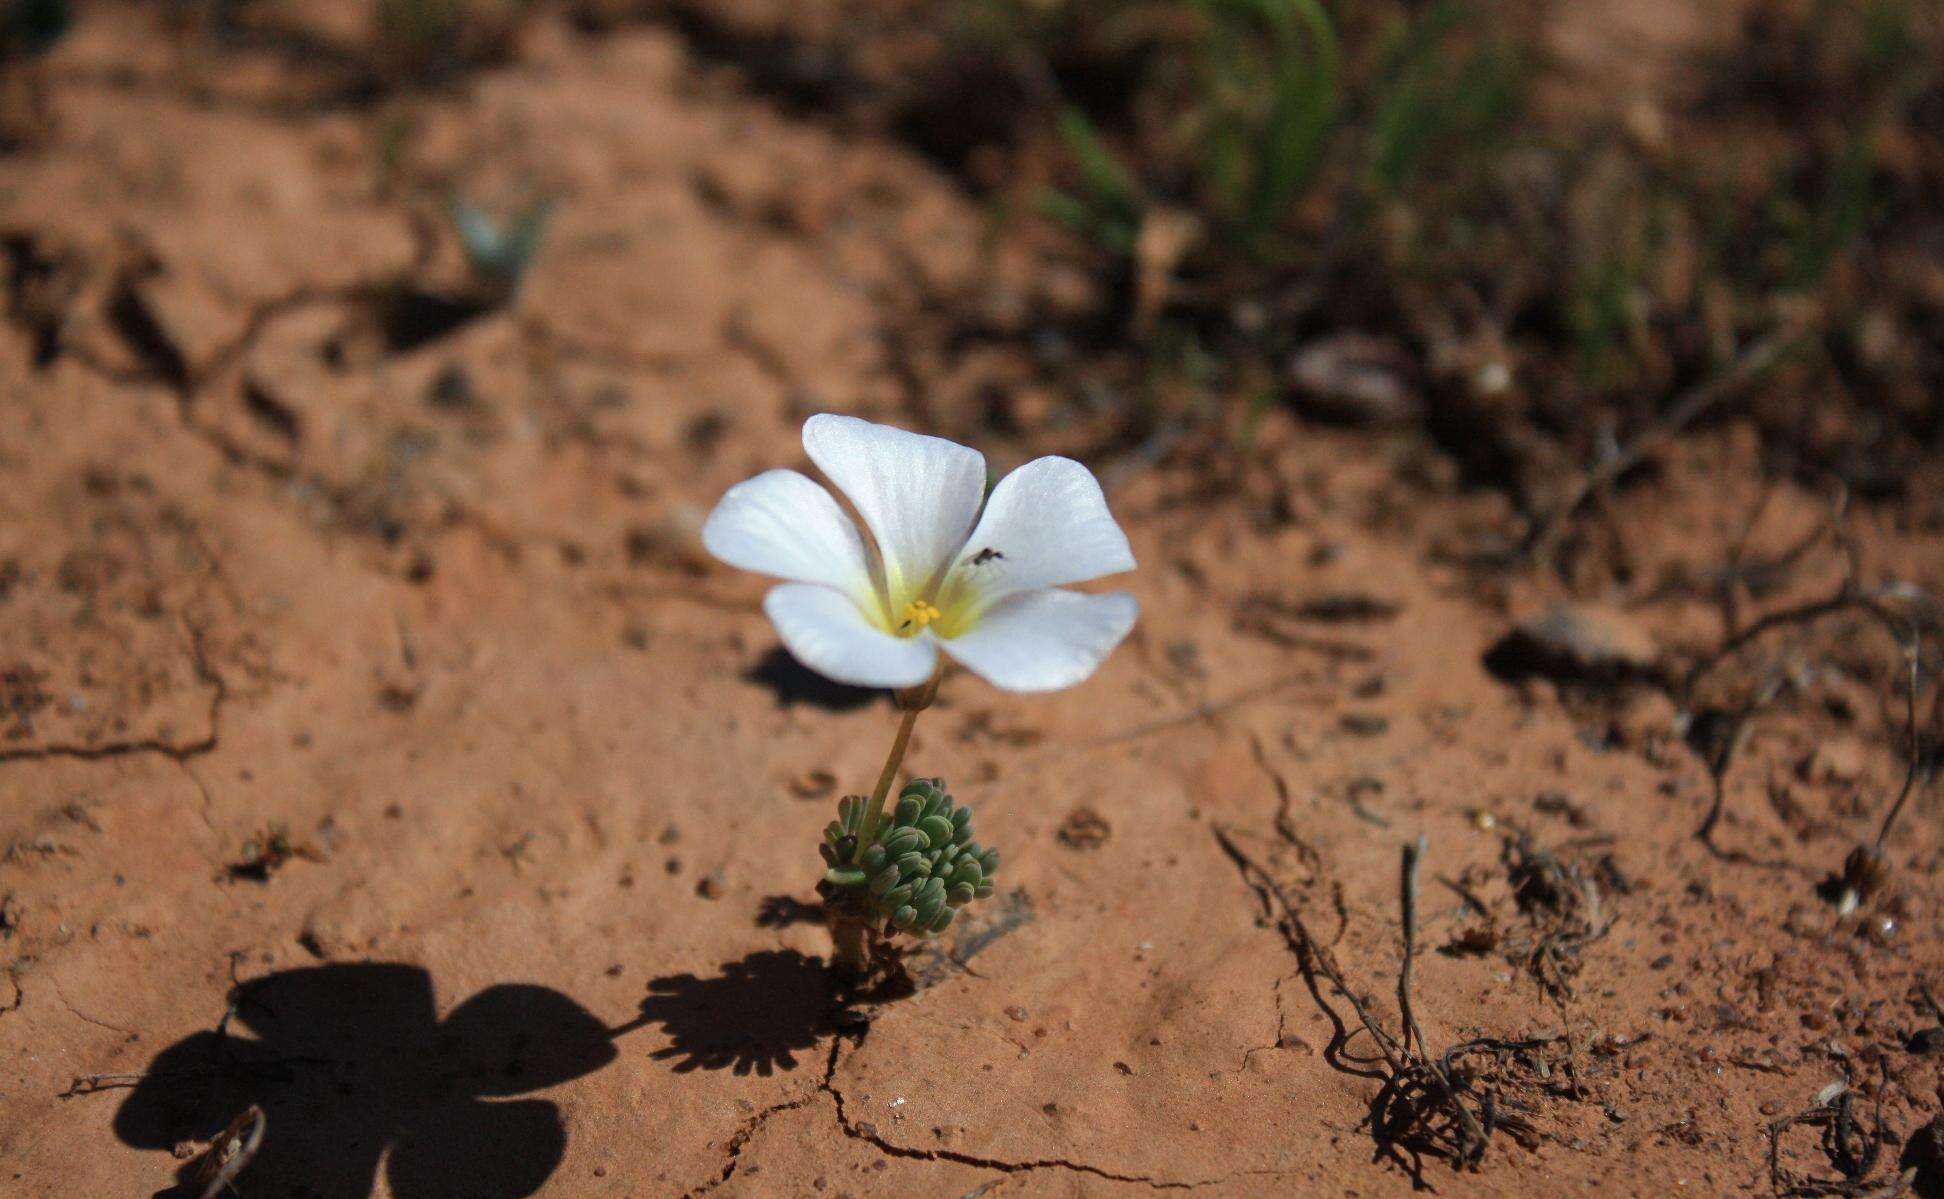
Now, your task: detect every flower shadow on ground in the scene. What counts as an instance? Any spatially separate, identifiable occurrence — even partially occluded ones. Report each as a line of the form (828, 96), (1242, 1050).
(743, 646), (881, 712)
(626, 949), (861, 1078)
(112, 963), (618, 1199)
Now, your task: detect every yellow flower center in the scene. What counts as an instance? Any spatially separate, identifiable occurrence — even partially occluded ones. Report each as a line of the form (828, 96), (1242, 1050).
(900, 598), (942, 632)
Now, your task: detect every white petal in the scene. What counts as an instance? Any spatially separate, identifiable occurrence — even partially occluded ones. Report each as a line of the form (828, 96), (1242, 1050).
(943, 456), (1134, 609)
(702, 469), (877, 609)
(802, 414), (986, 605)
(940, 589), (1137, 693)
(764, 583), (939, 689)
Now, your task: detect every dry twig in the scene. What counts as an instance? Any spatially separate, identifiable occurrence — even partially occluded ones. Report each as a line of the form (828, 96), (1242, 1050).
(1520, 330), (1799, 562)
(1674, 489), (1934, 886)
(1217, 828), (1552, 1180)
(1767, 1065), (1913, 1198)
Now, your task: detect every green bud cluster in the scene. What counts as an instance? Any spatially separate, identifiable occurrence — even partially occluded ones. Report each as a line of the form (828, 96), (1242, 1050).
(817, 778), (1000, 936)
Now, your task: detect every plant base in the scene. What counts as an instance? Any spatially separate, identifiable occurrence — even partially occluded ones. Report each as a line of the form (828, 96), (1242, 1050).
(826, 910), (907, 989)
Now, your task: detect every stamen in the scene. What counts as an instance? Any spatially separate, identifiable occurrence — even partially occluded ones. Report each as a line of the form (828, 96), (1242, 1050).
(900, 599), (942, 632)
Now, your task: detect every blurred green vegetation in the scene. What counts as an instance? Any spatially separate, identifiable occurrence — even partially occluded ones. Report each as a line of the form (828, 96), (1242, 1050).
(1035, 0), (1523, 264)
(16, 0), (1932, 500)
(370, 0), (533, 82)
(963, 0), (1942, 489)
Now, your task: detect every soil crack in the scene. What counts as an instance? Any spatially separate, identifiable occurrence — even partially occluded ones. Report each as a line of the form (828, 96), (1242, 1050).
(0, 618), (227, 766)
(820, 1032), (1240, 1189)
(681, 1092), (821, 1198)
(49, 975), (138, 1038)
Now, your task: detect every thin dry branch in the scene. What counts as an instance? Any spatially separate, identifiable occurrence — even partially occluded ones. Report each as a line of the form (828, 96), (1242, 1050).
(1872, 629), (1923, 854)
(1394, 838), (1490, 1164)
(1212, 824), (1405, 1076)
(1520, 330), (1799, 562)
(1219, 826), (1518, 1176)
(1766, 1064), (1912, 1198)
(1675, 490), (1932, 879)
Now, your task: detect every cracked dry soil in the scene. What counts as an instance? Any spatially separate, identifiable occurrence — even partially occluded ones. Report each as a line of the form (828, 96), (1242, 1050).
(3, 4), (1942, 1197)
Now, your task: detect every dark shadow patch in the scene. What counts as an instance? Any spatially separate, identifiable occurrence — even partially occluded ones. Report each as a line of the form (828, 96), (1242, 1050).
(1, 231), (73, 368)
(241, 378), (302, 444)
(627, 950), (846, 1077)
(376, 287), (494, 355)
(655, 7), (862, 113)
(1417, 387), (1529, 498)
(754, 894), (824, 929)
(1902, 1111), (1944, 1196)
(1481, 630), (1647, 688)
(105, 963), (616, 1198)
(745, 647), (879, 712)
(107, 275), (191, 392)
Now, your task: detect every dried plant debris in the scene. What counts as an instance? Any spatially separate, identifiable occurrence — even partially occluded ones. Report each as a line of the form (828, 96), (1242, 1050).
(226, 826), (325, 883)
(1499, 834), (1616, 1000)
(191, 1105), (265, 1199)
(1055, 805), (1112, 850)
(1365, 840), (1564, 1175)
(1767, 1069), (1915, 1199)
(1222, 829), (1571, 1180)
(1674, 495), (1936, 888)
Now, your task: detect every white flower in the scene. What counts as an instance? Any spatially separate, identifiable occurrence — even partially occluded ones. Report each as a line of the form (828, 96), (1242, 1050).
(703, 414), (1138, 692)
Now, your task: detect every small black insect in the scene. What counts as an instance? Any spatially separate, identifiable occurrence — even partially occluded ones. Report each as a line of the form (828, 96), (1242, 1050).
(969, 548), (1005, 566)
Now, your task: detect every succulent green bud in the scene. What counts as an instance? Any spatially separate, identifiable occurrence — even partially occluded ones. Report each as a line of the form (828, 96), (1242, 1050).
(917, 814), (955, 846)
(812, 774), (1001, 942)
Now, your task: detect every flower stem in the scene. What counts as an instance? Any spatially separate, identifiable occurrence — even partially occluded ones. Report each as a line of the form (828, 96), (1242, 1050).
(852, 666), (942, 862)
(854, 708), (920, 860)
(830, 914), (871, 978)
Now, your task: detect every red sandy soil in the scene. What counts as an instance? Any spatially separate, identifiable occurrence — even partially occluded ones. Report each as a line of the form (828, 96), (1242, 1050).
(2, 5), (1941, 1197)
